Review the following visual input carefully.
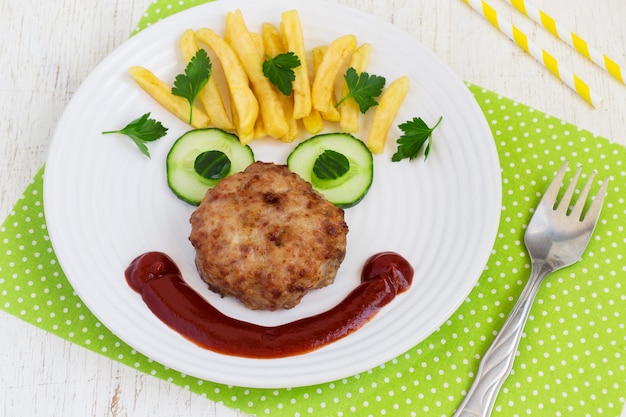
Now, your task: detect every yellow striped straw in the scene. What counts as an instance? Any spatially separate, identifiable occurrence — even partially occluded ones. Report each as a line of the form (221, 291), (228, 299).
(462, 0), (603, 108)
(505, 0), (625, 84)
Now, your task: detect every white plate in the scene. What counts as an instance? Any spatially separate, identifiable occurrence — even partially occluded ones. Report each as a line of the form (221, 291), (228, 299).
(44, 0), (501, 388)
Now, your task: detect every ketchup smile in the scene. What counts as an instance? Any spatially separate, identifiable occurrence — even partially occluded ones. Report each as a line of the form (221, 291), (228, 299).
(125, 251), (413, 358)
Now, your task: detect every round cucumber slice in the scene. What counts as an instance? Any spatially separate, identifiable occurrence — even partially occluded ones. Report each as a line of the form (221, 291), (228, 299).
(166, 128), (254, 205)
(287, 133), (373, 208)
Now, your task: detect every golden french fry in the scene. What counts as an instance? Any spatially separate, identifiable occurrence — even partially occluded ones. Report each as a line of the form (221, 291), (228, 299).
(339, 43), (372, 133)
(301, 109), (324, 134)
(261, 22), (283, 56)
(128, 66), (210, 128)
(250, 32), (264, 56)
(262, 22), (299, 142)
(254, 111), (266, 139)
(225, 10), (288, 139)
(367, 76), (410, 154)
(311, 34), (357, 114)
(301, 47), (329, 133)
(277, 96), (300, 142)
(222, 11), (263, 54)
(311, 46), (340, 122)
(195, 27), (259, 144)
(311, 46), (327, 70)
(280, 10), (311, 119)
(178, 29), (235, 131)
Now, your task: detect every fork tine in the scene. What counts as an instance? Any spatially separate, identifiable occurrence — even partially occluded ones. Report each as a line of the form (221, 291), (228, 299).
(569, 170), (595, 219)
(541, 161), (569, 209)
(556, 165), (582, 213)
(581, 177), (609, 225)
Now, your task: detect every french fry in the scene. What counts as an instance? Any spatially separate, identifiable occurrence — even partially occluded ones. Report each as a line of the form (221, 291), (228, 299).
(280, 10), (311, 119)
(128, 66), (210, 128)
(254, 111), (267, 139)
(301, 47), (331, 132)
(262, 22), (299, 142)
(225, 10), (288, 139)
(311, 34), (357, 115)
(339, 43), (371, 133)
(221, 11), (263, 54)
(367, 75), (410, 154)
(250, 32), (264, 56)
(311, 46), (327, 64)
(261, 23), (283, 59)
(311, 46), (340, 122)
(178, 30), (235, 131)
(277, 96), (300, 142)
(195, 27), (259, 144)
(301, 109), (324, 134)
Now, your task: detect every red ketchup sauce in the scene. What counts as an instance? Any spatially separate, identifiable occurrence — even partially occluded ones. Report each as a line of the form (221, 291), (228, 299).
(125, 251), (413, 358)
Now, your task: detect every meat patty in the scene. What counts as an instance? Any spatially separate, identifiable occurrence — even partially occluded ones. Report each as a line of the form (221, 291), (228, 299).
(189, 161), (349, 311)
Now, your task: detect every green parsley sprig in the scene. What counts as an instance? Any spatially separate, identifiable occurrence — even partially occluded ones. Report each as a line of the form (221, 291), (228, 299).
(391, 116), (443, 162)
(102, 112), (168, 158)
(171, 49), (212, 124)
(262, 52), (301, 96)
(336, 67), (386, 113)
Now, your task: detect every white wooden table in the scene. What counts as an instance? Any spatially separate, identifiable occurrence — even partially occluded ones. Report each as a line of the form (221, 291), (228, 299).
(1, 0), (625, 416)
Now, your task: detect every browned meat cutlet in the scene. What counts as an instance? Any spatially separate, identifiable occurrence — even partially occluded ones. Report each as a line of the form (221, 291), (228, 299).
(189, 161), (349, 310)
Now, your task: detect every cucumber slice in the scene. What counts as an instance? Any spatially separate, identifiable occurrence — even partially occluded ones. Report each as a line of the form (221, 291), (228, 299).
(287, 133), (373, 208)
(166, 128), (254, 205)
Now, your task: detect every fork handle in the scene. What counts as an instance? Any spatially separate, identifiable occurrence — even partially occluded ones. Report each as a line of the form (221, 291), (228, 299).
(451, 262), (553, 417)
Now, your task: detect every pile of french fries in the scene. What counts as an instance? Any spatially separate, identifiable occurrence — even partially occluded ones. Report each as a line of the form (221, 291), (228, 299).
(129, 9), (409, 153)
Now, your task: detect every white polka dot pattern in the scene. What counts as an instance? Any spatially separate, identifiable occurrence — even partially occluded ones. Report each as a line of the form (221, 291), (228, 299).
(1, 1), (625, 414)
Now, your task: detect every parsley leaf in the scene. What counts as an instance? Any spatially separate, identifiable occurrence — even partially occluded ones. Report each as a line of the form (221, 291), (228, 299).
(391, 116), (443, 162)
(171, 48), (212, 124)
(262, 52), (301, 96)
(336, 67), (386, 113)
(102, 112), (168, 158)
(313, 149), (350, 180)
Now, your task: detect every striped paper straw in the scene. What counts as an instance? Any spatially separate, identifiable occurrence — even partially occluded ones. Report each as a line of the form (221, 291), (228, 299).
(505, 0), (625, 84)
(462, 0), (603, 107)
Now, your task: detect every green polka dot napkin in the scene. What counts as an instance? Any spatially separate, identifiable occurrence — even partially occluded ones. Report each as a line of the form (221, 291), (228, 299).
(2, 2), (626, 416)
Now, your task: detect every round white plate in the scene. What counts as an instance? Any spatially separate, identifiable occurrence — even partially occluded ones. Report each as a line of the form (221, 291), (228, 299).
(44, 0), (501, 388)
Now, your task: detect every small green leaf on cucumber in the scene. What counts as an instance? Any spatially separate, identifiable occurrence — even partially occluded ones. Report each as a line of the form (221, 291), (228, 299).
(313, 149), (350, 180)
(194, 150), (231, 180)
(166, 128), (254, 205)
(287, 133), (373, 208)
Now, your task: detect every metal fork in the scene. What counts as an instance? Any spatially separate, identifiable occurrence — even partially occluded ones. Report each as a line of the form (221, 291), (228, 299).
(452, 161), (609, 417)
